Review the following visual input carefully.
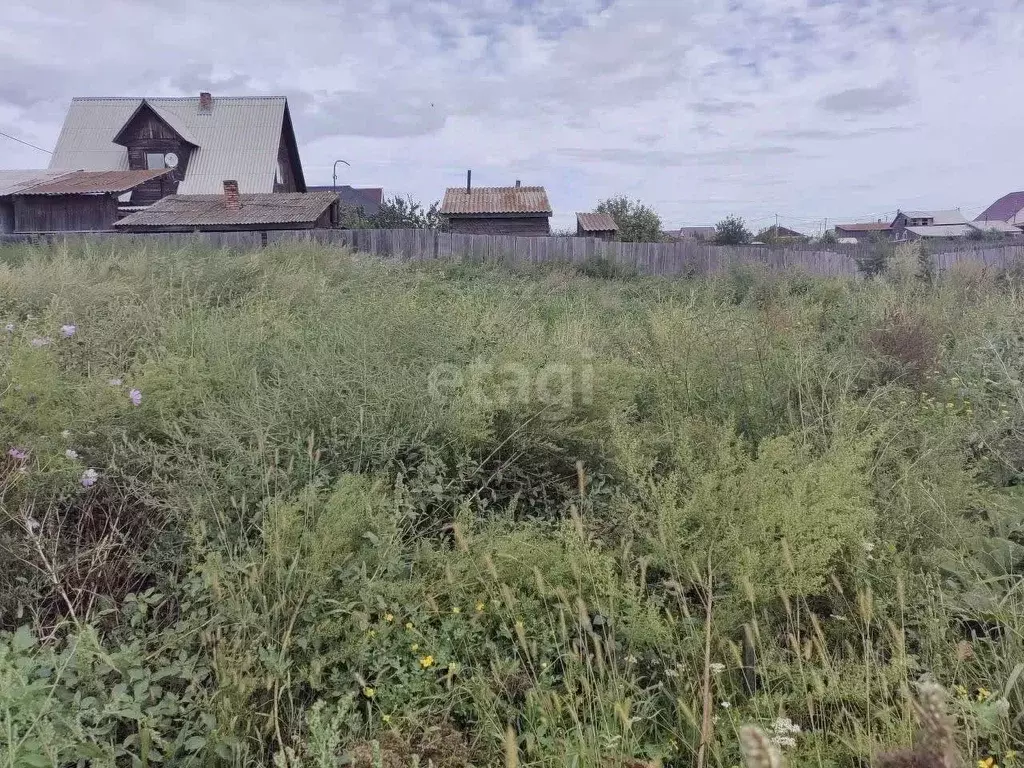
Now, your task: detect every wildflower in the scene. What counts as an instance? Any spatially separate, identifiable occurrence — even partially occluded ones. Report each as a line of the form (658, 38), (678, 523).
(7, 447), (28, 461)
(720, 701), (731, 709)
(863, 541), (875, 552)
(384, 613), (394, 622)
(60, 429), (71, 439)
(665, 668), (679, 678)
(1005, 751), (1016, 762)
(979, 758), (995, 768)
(410, 643), (419, 652)
(65, 449), (79, 460)
(25, 516), (40, 533)
(541, 661), (549, 670)
(955, 685), (969, 698)
(4, 323), (13, 333)
(405, 622), (414, 631)
(976, 688), (991, 702)
(947, 402), (955, 409)
(710, 662), (726, 674)
(626, 655), (638, 665)
(381, 714), (392, 724)
(368, 629), (377, 638)
(515, 619), (524, 630)
(29, 337), (52, 348)
(60, 324), (76, 338)
(129, 388), (142, 406)
(80, 468), (99, 487)
(419, 655), (434, 669)
(362, 686), (375, 699)
(476, 602), (486, 612)
(773, 717), (801, 734)
(451, 606), (461, 614)
(771, 736), (797, 749)
(108, 377), (123, 387)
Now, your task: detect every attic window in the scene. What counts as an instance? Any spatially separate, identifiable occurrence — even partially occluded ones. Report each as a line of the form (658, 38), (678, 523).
(146, 153), (166, 170)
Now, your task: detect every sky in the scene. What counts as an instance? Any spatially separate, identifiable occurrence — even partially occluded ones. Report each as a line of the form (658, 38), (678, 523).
(1, 0), (1023, 233)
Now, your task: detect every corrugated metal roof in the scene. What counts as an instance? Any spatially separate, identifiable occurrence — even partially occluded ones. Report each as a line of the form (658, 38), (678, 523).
(905, 224), (974, 238)
(113, 191), (337, 229)
(835, 222), (891, 232)
(970, 220), (1022, 234)
(49, 96), (292, 194)
(0, 170), (76, 197)
(307, 185), (384, 216)
(576, 212), (618, 232)
(14, 169), (170, 196)
(440, 186), (551, 215)
(899, 210), (968, 226)
(975, 192), (1024, 223)
(677, 226), (715, 238)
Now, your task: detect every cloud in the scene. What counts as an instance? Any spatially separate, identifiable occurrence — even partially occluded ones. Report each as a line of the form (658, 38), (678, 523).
(691, 100), (755, 116)
(557, 146), (796, 167)
(817, 80), (913, 114)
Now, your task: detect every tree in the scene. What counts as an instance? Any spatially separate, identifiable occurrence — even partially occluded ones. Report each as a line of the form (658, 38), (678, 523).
(595, 196), (663, 243)
(818, 230), (838, 245)
(366, 195), (447, 230)
(714, 215), (752, 245)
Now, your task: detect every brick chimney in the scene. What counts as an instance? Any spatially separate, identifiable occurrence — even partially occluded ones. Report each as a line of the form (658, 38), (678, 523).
(223, 180), (241, 211)
(199, 92), (212, 112)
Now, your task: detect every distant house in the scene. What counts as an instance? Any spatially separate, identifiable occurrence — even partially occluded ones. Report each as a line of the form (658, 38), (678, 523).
(833, 222), (891, 243)
(969, 220), (1021, 237)
(0, 169), (169, 233)
(576, 212), (618, 240)
(440, 176), (551, 236)
(676, 226), (716, 240)
(49, 93), (305, 209)
(891, 209), (969, 241)
(759, 225), (808, 243)
(307, 186), (383, 217)
(114, 183), (338, 233)
(975, 192), (1024, 228)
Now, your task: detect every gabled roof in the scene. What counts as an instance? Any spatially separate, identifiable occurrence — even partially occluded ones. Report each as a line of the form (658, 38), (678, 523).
(975, 192), (1024, 223)
(905, 224), (974, 238)
(307, 185), (384, 216)
(0, 170), (76, 197)
(440, 186), (551, 216)
(897, 209), (968, 226)
(12, 170), (170, 196)
(835, 222), (891, 232)
(576, 212), (618, 232)
(49, 96), (302, 195)
(113, 191), (337, 229)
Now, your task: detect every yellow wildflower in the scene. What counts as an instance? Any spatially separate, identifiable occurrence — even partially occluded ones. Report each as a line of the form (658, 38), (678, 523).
(979, 757), (995, 768)
(1005, 751), (1016, 762)
(384, 613), (394, 623)
(410, 643), (419, 652)
(363, 686), (375, 699)
(405, 622), (414, 631)
(368, 629), (377, 638)
(381, 714), (392, 724)
(476, 602), (486, 612)
(955, 685), (968, 697)
(977, 688), (991, 702)
(419, 655), (435, 669)
(515, 620), (524, 630)
(451, 606), (461, 614)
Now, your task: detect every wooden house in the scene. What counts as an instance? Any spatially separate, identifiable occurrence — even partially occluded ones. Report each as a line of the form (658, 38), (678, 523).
(576, 212), (619, 240)
(114, 182), (338, 233)
(440, 174), (551, 236)
(48, 93), (305, 210)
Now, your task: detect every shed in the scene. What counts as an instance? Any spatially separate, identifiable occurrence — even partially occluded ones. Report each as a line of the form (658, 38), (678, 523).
(576, 212), (619, 240)
(0, 170), (77, 233)
(3, 170), (170, 233)
(834, 222), (891, 243)
(440, 176), (551, 236)
(113, 184), (339, 232)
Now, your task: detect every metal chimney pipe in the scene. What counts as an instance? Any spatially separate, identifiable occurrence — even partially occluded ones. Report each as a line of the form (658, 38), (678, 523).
(466, 170), (471, 194)
(515, 179), (521, 188)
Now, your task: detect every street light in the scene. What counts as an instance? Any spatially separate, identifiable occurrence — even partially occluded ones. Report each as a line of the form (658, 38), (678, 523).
(332, 159), (350, 193)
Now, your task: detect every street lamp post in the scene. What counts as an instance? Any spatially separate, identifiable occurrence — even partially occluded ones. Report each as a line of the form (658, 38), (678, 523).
(332, 159), (350, 193)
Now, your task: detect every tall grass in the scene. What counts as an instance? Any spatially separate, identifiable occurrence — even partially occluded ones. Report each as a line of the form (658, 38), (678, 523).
(0, 241), (1022, 767)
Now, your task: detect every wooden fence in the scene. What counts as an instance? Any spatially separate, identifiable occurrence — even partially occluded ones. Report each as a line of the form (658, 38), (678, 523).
(4, 229), (1024, 278)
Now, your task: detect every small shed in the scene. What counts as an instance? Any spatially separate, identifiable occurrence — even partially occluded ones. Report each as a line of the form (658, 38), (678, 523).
(440, 175), (552, 236)
(2, 170), (171, 233)
(113, 183), (339, 232)
(576, 212), (619, 240)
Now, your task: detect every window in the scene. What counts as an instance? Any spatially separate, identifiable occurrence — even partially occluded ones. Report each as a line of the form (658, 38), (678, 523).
(146, 153), (165, 170)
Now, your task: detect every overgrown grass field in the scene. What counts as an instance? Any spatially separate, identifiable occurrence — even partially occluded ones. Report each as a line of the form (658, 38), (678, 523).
(1, 241), (1022, 767)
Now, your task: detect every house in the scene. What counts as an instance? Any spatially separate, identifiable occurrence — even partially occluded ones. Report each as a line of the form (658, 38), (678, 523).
(758, 224), (808, 243)
(970, 220), (1021, 237)
(306, 186), (383, 217)
(890, 209), (969, 241)
(1, 170), (73, 233)
(675, 226), (716, 241)
(48, 93), (305, 209)
(0, 169), (169, 233)
(576, 212), (618, 240)
(975, 192), (1024, 228)
(439, 174), (551, 236)
(113, 182), (338, 233)
(833, 221), (891, 243)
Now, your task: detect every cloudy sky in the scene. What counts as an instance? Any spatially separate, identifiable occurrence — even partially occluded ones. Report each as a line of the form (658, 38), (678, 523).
(2, 0), (1023, 232)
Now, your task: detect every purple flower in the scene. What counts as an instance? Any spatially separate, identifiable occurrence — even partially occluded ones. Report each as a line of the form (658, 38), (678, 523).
(29, 337), (52, 348)
(7, 447), (28, 461)
(80, 468), (98, 487)
(129, 388), (142, 406)
(60, 324), (77, 338)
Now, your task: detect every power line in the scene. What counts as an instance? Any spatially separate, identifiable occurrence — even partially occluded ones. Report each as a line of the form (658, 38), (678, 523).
(0, 130), (51, 155)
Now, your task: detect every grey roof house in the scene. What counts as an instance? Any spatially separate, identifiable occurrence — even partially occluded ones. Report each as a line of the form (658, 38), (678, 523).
(114, 183), (338, 233)
(891, 209), (970, 240)
(49, 93), (305, 207)
(576, 212), (618, 240)
(307, 186), (383, 217)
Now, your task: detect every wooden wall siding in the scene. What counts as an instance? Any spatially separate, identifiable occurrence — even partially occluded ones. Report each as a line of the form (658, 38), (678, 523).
(0, 201), (14, 234)
(447, 216), (551, 236)
(119, 106), (191, 205)
(13, 195), (118, 233)
(275, 132), (300, 192)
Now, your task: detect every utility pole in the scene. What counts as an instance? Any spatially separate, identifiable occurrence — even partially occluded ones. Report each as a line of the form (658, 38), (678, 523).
(332, 159), (350, 193)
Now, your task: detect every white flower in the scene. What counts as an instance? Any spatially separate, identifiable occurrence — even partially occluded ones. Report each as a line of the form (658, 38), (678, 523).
(625, 655), (638, 664)
(60, 324), (77, 338)
(80, 468), (99, 487)
(771, 736), (797, 749)
(665, 668), (679, 678)
(710, 662), (726, 675)
(863, 541), (875, 552)
(108, 377), (123, 387)
(65, 449), (79, 460)
(720, 701), (731, 709)
(25, 516), (40, 533)
(29, 337), (52, 348)
(4, 323), (13, 333)
(773, 717), (801, 735)
(60, 429), (71, 439)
